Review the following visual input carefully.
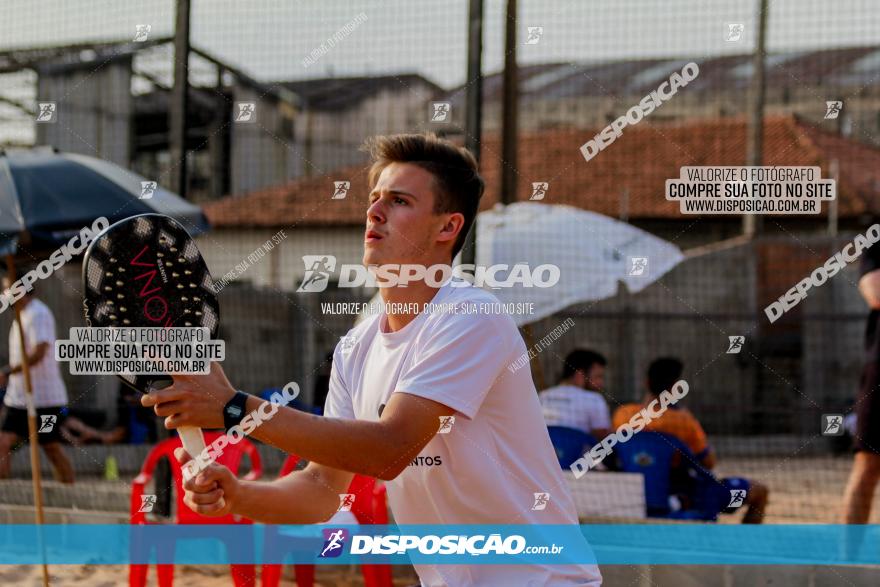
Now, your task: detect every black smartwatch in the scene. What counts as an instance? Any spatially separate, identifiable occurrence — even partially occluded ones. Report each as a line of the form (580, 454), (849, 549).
(223, 390), (250, 431)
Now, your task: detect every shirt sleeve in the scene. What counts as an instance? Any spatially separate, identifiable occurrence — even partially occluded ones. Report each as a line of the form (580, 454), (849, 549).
(593, 398), (612, 431)
(395, 311), (513, 420)
(28, 306), (55, 350)
(684, 412), (709, 457)
(322, 343), (356, 420)
(612, 406), (632, 429)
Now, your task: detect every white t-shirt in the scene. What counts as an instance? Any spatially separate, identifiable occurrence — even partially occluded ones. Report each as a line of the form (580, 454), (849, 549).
(540, 385), (611, 435)
(5, 299), (68, 409)
(325, 281), (601, 587)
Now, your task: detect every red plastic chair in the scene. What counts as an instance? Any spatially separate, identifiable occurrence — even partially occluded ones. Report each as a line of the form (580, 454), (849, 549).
(261, 455), (392, 587)
(129, 430), (263, 587)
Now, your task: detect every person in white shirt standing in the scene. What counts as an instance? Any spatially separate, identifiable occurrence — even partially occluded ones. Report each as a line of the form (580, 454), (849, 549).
(143, 133), (602, 586)
(0, 282), (74, 483)
(540, 349), (612, 439)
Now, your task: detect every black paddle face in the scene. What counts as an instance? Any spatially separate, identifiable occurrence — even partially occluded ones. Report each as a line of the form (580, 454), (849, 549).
(81, 214), (220, 393)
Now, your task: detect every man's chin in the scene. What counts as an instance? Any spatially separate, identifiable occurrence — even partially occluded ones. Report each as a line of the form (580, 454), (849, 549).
(363, 253), (382, 266)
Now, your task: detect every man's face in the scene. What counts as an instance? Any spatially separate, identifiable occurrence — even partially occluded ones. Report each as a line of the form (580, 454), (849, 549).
(363, 162), (456, 268)
(583, 364), (605, 392)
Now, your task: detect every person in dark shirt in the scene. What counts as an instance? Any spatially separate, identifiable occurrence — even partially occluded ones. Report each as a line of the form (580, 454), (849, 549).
(842, 236), (880, 523)
(61, 384), (158, 445)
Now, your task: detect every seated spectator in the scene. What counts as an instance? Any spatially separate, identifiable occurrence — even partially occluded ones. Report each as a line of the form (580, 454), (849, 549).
(61, 383), (158, 445)
(613, 357), (769, 523)
(540, 349), (611, 438)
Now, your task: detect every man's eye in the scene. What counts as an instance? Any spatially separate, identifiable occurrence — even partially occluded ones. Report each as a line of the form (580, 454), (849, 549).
(394, 197), (406, 205)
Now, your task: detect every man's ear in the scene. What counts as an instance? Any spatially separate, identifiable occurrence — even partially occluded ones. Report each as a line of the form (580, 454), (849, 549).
(437, 212), (465, 246)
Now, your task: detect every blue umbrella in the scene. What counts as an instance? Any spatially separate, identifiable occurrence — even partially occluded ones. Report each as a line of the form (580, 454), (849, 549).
(0, 148), (209, 259)
(0, 148), (209, 570)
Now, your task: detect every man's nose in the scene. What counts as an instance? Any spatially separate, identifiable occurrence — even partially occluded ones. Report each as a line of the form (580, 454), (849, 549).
(367, 198), (386, 223)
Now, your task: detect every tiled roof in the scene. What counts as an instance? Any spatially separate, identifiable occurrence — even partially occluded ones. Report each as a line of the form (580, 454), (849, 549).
(203, 115), (880, 227)
(278, 74), (442, 111)
(441, 46), (880, 108)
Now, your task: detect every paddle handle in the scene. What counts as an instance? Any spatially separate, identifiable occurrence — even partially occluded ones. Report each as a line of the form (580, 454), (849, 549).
(179, 426), (207, 480)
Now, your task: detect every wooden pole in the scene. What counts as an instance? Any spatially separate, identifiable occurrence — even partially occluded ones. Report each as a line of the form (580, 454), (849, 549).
(5, 255), (49, 587)
(743, 0), (768, 237)
(459, 0), (484, 267)
(827, 159), (839, 237)
(500, 0), (518, 206)
(170, 0), (192, 198)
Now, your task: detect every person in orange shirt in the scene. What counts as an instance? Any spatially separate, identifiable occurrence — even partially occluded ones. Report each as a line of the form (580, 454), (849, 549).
(613, 357), (769, 523)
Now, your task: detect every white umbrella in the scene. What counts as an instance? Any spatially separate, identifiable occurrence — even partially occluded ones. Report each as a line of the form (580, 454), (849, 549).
(475, 202), (684, 326)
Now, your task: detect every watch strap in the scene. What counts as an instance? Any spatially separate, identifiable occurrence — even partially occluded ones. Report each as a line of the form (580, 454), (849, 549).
(223, 390), (249, 431)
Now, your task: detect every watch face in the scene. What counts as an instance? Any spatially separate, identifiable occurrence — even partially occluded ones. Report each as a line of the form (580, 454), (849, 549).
(227, 405), (242, 418)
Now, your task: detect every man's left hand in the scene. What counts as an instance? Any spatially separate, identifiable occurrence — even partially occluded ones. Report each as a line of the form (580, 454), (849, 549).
(141, 362), (237, 430)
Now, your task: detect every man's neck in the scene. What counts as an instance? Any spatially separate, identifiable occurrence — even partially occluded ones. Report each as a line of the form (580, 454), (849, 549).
(380, 280), (443, 332)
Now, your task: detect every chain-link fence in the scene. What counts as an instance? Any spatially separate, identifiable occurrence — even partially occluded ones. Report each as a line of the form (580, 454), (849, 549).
(1, 0), (880, 537)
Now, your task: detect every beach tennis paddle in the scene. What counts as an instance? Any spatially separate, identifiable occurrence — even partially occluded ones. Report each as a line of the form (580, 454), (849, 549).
(81, 213), (221, 462)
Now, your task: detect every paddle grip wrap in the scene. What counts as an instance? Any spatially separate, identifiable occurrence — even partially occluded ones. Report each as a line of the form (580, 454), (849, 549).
(179, 426), (208, 480)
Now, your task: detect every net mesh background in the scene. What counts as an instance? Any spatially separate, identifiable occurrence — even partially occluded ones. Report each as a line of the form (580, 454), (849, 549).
(0, 0), (878, 529)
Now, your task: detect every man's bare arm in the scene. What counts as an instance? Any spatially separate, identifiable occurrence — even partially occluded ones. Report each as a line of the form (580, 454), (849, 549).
(234, 462), (353, 523)
(145, 365), (455, 481)
(246, 392), (453, 480)
(6, 341), (48, 373)
(177, 449), (353, 523)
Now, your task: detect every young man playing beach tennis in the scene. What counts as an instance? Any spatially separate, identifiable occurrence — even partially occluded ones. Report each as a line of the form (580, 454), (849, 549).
(143, 133), (602, 586)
